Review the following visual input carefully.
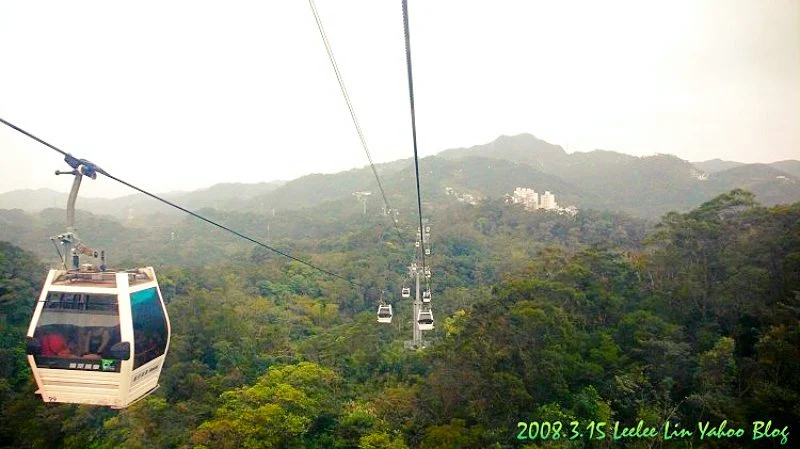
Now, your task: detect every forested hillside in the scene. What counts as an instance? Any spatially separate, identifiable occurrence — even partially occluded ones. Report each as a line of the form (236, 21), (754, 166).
(0, 190), (798, 448)
(438, 134), (800, 217)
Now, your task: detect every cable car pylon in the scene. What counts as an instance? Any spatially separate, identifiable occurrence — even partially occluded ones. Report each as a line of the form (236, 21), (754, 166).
(404, 222), (432, 349)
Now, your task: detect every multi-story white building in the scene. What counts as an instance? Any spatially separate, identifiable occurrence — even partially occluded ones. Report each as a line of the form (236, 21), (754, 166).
(510, 187), (571, 212)
(540, 191), (557, 210)
(512, 187), (539, 210)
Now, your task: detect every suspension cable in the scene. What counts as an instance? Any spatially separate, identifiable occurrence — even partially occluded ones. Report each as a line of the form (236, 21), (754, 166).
(0, 117), (364, 289)
(401, 0), (427, 275)
(308, 0), (404, 242)
(0, 117), (69, 157)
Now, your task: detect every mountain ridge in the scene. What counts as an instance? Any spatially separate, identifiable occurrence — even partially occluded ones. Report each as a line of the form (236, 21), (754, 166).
(2, 134), (798, 219)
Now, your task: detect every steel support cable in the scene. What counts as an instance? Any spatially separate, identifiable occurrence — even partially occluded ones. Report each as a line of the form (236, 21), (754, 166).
(400, 0), (427, 275)
(0, 117), (69, 157)
(308, 0), (404, 243)
(0, 117), (363, 289)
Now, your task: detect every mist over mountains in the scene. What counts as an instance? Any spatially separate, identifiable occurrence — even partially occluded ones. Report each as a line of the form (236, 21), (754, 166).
(0, 181), (286, 221)
(2, 133), (798, 220)
(692, 158), (800, 178)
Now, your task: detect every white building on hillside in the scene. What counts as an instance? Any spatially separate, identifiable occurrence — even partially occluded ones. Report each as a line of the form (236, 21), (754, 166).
(540, 191), (557, 210)
(509, 187), (576, 215)
(512, 187), (539, 210)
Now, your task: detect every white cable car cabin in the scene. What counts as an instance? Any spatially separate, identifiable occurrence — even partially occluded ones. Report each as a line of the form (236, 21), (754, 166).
(425, 247), (431, 255)
(417, 309), (434, 331)
(422, 290), (431, 303)
(26, 265), (171, 409)
(401, 287), (411, 298)
(376, 304), (393, 323)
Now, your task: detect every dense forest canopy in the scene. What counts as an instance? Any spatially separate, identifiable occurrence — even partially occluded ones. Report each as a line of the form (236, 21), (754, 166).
(0, 189), (798, 448)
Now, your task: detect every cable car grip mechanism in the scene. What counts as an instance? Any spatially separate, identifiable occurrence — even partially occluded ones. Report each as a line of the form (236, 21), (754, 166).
(50, 154), (106, 271)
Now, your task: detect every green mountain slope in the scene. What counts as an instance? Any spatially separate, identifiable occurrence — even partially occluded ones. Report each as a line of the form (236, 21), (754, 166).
(438, 133), (570, 172)
(434, 134), (800, 217)
(769, 159), (800, 178)
(3, 134), (798, 220)
(0, 181), (286, 221)
(692, 158), (745, 173)
(708, 164), (800, 206)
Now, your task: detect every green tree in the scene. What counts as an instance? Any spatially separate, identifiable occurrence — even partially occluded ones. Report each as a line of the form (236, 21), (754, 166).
(191, 362), (340, 449)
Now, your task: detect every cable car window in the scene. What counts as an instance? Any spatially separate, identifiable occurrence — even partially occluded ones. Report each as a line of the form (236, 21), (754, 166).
(33, 292), (122, 372)
(130, 287), (168, 369)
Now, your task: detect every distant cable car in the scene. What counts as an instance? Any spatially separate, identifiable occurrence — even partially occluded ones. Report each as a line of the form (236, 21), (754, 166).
(422, 290), (431, 303)
(25, 155), (170, 409)
(415, 241), (420, 248)
(401, 287), (411, 298)
(417, 309), (434, 331)
(425, 269), (431, 278)
(425, 247), (431, 255)
(377, 304), (393, 323)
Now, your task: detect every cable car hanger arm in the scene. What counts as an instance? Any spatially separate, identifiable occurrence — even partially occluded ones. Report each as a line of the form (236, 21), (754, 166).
(52, 154), (104, 269)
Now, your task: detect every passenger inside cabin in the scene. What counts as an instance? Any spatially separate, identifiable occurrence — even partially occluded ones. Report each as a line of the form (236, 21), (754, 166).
(40, 331), (72, 357)
(79, 327), (111, 359)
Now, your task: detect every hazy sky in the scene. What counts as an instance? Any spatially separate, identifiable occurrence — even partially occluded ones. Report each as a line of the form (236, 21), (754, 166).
(1, 0), (798, 198)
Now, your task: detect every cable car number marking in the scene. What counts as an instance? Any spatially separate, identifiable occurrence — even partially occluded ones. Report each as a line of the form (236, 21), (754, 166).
(69, 362), (101, 370)
(48, 396), (57, 402)
(132, 363), (161, 384)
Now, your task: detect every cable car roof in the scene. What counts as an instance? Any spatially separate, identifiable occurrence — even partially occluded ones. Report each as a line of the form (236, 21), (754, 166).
(50, 268), (156, 289)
